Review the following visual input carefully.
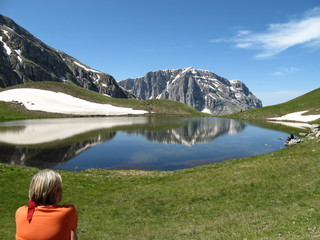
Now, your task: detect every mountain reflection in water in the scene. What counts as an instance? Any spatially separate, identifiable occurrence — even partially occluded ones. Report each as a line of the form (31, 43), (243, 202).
(0, 117), (287, 171)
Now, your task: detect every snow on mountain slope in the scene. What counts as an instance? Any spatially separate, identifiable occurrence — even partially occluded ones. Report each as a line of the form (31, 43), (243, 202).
(0, 88), (148, 116)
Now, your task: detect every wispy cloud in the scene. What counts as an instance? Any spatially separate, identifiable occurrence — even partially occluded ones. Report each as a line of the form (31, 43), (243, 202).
(271, 66), (301, 76)
(211, 7), (320, 59)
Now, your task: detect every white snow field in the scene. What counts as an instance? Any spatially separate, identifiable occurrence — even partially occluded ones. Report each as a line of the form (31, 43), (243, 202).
(0, 88), (148, 116)
(268, 110), (320, 122)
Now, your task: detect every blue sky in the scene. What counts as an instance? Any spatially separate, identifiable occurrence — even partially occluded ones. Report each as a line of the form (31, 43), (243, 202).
(1, 0), (319, 106)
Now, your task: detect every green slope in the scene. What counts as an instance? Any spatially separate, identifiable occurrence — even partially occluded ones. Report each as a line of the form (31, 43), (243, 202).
(225, 88), (320, 123)
(0, 81), (208, 121)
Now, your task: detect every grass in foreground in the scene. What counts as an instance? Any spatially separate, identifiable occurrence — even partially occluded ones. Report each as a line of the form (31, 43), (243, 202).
(1, 136), (320, 239)
(0, 82), (208, 121)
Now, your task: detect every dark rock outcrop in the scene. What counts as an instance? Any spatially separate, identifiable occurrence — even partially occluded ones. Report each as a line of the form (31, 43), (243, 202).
(0, 14), (133, 98)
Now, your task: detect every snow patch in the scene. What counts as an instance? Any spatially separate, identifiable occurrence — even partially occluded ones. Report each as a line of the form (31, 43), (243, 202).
(0, 36), (12, 55)
(230, 80), (239, 84)
(0, 88), (148, 116)
(17, 56), (23, 63)
(171, 73), (182, 84)
(15, 49), (21, 55)
(15, 49), (23, 63)
(201, 107), (211, 114)
(235, 93), (242, 99)
(94, 74), (101, 82)
(207, 93), (216, 99)
(2, 29), (10, 38)
(74, 61), (102, 73)
(268, 111), (320, 122)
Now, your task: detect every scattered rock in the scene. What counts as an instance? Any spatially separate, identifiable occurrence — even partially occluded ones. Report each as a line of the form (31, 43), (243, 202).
(311, 124), (320, 133)
(285, 138), (301, 147)
(287, 124), (320, 147)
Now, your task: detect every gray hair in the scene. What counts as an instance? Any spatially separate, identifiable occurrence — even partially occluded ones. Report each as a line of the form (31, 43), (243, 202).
(29, 169), (62, 205)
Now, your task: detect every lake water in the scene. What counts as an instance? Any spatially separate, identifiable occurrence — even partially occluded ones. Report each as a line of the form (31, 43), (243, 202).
(0, 117), (290, 171)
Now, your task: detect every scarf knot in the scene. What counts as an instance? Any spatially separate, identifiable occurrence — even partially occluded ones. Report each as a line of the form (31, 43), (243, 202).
(27, 199), (37, 222)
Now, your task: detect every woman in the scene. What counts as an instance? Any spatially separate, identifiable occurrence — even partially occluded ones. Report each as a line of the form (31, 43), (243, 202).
(15, 169), (78, 240)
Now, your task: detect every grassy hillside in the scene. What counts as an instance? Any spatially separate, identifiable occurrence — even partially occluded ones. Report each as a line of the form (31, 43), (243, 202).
(225, 88), (320, 123)
(1, 134), (320, 239)
(0, 81), (208, 121)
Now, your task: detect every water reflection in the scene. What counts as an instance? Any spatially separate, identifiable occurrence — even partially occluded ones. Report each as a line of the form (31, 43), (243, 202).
(133, 117), (244, 146)
(0, 117), (148, 145)
(0, 117), (286, 170)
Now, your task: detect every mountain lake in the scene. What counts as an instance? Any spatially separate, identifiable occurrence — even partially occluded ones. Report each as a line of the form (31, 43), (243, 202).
(0, 117), (293, 171)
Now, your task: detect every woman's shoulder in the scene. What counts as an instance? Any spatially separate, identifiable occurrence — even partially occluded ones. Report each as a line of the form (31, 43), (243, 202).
(56, 204), (77, 213)
(16, 205), (28, 212)
(16, 205), (27, 213)
(58, 204), (76, 209)
(16, 205), (27, 210)
(56, 204), (78, 222)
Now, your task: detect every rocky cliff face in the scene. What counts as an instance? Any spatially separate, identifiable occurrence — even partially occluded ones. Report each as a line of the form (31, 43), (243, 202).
(0, 14), (132, 98)
(119, 67), (262, 115)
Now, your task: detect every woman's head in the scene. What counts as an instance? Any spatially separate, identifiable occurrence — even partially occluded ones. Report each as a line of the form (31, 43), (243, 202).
(29, 169), (62, 205)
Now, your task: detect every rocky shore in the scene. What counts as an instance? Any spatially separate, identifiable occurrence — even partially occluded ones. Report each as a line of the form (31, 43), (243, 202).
(286, 124), (320, 146)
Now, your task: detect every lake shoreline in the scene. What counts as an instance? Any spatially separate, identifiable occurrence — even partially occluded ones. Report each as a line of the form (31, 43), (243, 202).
(0, 117), (291, 171)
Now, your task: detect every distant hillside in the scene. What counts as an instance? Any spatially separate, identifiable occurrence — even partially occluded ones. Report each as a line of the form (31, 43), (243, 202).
(119, 67), (262, 115)
(0, 14), (132, 98)
(0, 82), (208, 121)
(225, 88), (320, 122)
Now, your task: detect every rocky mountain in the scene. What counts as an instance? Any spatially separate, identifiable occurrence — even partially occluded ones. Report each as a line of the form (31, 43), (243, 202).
(0, 14), (132, 98)
(119, 67), (262, 115)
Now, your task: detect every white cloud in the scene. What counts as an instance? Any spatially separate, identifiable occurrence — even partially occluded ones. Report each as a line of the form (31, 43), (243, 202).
(236, 30), (251, 37)
(271, 66), (301, 76)
(211, 7), (320, 59)
(235, 42), (253, 49)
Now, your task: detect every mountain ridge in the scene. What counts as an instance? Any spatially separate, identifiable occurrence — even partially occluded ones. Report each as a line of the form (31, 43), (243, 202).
(119, 67), (262, 115)
(0, 14), (132, 98)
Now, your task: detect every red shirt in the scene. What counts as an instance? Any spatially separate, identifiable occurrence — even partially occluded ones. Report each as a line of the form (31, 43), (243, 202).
(15, 204), (78, 240)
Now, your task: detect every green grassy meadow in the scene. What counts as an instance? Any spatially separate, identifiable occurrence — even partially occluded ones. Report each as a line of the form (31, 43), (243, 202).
(1, 85), (320, 239)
